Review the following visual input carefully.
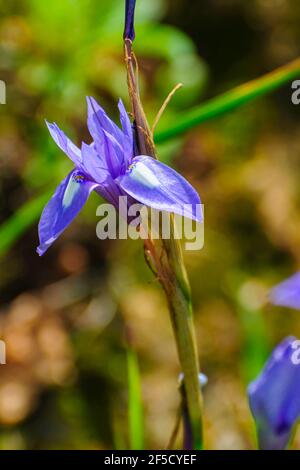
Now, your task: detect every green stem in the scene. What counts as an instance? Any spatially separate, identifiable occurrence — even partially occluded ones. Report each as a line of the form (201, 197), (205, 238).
(125, 38), (203, 449)
(167, 287), (203, 449)
(164, 263), (203, 449)
(155, 57), (300, 143)
(160, 231), (203, 449)
(144, 233), (203, 450)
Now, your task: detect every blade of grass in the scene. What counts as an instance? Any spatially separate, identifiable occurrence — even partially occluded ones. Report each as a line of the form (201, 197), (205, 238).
(127, 348), (144, 450)
(112, 411), (127, 451)
(0, 190), (52, 257)
(238, 302), (270, 383)
(155, 57), (300, 143)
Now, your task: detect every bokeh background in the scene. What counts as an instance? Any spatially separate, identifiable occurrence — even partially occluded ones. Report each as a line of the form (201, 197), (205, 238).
(0, 0), (300, 450)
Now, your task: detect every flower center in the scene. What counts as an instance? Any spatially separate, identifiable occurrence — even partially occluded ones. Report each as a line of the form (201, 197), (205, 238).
(72, 172), (86, 183)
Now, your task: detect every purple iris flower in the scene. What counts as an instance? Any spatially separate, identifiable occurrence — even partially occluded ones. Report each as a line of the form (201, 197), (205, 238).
(37, 97), (202, 255)
(248, 336), (300, 450)
(124, 0), (136, 41)
(270, 272), (300, 310)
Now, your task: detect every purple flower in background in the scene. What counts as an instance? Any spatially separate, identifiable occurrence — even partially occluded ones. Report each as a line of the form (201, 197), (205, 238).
(37, 97), (202, 255)
(248, 336), (300, 450)
(270, 272), (300, 309)
(124, 0), (136, 41)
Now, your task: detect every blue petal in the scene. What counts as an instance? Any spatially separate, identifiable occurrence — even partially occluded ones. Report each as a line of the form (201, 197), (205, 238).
(81, 143), (124, 206)
(81, 142), (110, 183)
(86, 97), (126, 177)
(37, 170), (98, 255)
(248, 337), (300, 450)
(270, 272), (300, 309)
(118, 98), (133, 164)
(87, 96), (124, 145)
(46, 121), (82, 167)
(116, 155), (202, 222)
(118, 99), (132, 141)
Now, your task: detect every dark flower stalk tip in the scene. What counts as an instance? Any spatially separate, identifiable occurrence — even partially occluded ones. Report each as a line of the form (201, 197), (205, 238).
(124, 0), (136, 41)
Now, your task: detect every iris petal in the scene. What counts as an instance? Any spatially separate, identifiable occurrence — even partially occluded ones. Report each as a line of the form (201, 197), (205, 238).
(118, 99), (133, 165)
(270, 272), (300, 309)
(248, 336), (300, 450)
(37, 170), (98, 255)
(116, 155), (202, 222)
(118, 99), (132, 141)
(87, 96), (124, 144)
(46, 121), (82, 167)
(86, 97), (126, 177)
(81, 142), (110, 183)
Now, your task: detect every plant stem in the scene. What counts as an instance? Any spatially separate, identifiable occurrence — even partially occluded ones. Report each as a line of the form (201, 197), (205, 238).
(124, 39), (203, 449)
(160, 234), (203, 449)
(155, 57), (300, 143)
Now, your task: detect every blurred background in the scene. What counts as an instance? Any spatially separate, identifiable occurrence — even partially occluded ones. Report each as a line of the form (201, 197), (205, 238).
(0, 0), (300, 450)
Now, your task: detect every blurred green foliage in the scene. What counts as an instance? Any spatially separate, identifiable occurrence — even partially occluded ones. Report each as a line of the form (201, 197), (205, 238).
(127, 348), (144, 450)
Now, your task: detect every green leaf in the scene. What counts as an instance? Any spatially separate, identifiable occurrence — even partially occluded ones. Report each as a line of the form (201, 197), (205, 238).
(155, 58), (300, 143)
(127, 348), (144, 450)
(0, 191), (51, 257)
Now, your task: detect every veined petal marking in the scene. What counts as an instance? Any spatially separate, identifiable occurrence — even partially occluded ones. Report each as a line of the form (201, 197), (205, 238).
(128, 161), (160, 189)
(62, 172), (87, 209)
